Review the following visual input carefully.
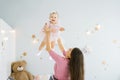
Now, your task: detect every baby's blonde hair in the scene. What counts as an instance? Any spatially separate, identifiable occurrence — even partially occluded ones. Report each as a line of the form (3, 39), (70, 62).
(49, 11), (59, 17)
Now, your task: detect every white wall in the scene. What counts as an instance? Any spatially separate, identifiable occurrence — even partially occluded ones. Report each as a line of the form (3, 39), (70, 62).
(0, 19), (16, 80)
(0, 0), (120, 80)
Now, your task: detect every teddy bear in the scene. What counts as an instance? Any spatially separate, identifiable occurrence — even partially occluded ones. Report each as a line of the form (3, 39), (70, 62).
(10, 60), (34, 80)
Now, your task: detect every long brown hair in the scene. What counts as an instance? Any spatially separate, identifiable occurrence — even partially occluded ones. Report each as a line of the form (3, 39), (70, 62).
(69, 47), (84, 80)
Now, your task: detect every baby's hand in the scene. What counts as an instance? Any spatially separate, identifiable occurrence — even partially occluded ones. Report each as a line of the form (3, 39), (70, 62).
(44, 23), (49, 31)
(59, 27), (65, 31)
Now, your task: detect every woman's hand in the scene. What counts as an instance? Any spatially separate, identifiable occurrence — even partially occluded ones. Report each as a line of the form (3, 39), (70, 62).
(44, 23), (50, 34)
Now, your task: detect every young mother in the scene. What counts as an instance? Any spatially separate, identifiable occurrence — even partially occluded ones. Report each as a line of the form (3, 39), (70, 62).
(45, 27), (84, 80)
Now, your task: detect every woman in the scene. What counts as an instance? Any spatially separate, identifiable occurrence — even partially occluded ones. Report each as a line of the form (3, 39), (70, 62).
(45, 27), (84, 80)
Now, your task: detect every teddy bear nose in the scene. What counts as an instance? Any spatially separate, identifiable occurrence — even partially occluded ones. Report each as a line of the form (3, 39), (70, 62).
(19, 66), (21, 67)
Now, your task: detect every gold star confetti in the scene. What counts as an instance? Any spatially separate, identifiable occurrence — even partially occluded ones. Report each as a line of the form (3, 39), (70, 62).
(95, 24), (101, 31)
(32, 34), (36, 39)
(82, 45), (92, 54)
(86, 30), (92, 35)
(22, 52), (27, 56)
(102, 60), (106, 65)
(32, 34), (39, 44)
(33, 38), (39, 44)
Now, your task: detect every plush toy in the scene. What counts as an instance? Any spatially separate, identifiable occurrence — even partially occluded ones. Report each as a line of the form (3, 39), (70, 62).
(10, 60), (34, 80)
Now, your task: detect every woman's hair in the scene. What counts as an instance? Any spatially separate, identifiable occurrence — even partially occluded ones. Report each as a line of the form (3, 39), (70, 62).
(69, 47), (84, 80)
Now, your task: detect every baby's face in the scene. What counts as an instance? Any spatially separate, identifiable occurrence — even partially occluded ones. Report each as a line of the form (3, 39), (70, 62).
(49, 14), (58, 24)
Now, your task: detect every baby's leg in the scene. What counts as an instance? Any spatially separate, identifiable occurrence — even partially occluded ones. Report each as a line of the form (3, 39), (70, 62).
(39, 40), (46, 51)
(37, 40), (46, 56)
(51, 41), (55, 49)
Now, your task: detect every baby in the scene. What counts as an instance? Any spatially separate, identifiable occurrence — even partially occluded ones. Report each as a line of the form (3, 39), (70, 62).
(37, 11), (65, 56)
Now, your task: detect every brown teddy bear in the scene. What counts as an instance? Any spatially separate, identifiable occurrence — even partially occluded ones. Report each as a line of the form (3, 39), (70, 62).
(10, 60), (34, 80)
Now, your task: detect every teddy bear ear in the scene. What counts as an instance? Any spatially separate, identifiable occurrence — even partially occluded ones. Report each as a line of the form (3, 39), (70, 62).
(11, 62), (15, 73)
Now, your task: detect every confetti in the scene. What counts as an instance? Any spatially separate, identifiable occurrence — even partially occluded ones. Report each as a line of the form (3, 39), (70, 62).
(95, 24), (101, 31)
(102, 60), (106, 65)
(86, 30), (92, 35)
(32, 34), (39, 44)
(22, 52), (27, 56)
(32, 34), (36, 39)
(33, 38), (39, 44)
(82, 45), (92, 54)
